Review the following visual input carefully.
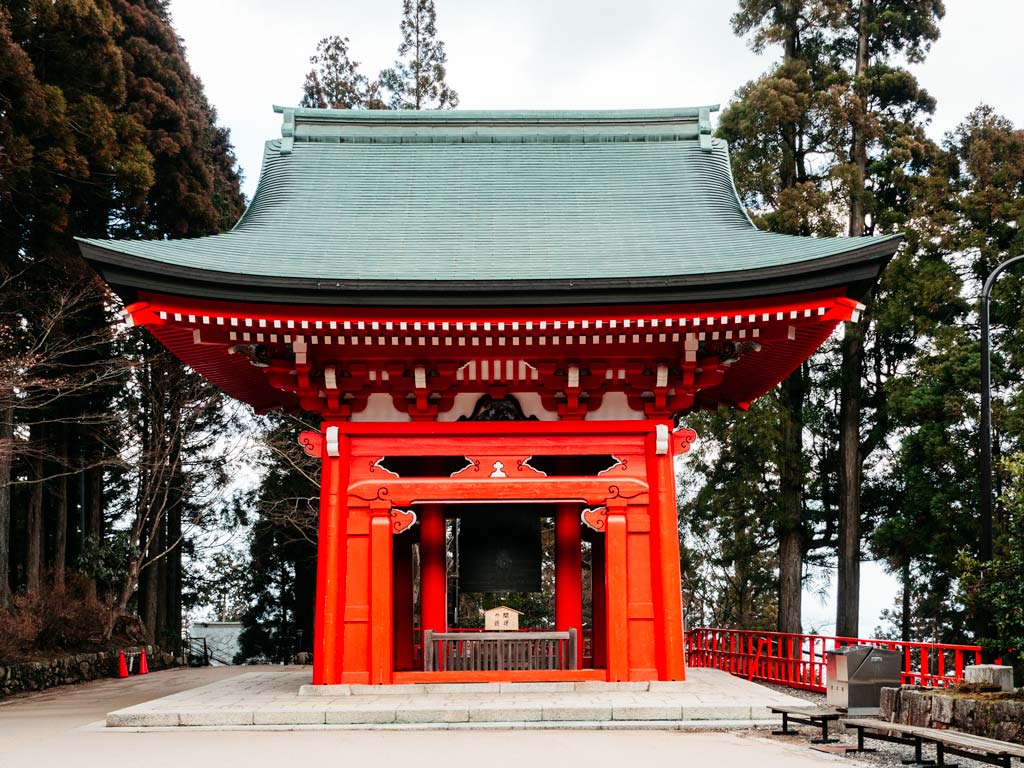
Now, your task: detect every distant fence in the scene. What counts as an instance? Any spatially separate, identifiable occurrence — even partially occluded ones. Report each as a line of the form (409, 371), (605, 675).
(684, 627), (985, 693)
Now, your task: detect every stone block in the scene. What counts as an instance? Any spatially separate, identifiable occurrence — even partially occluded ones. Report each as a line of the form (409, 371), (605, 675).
(422, 683), (500, 694)
(574, 681), (650, 692)
(350, 683), (426, 696)
(903, 690), (932, 726)
(952, 696), (978, 731)
(468, 704), (544, 722)
(647, 681), (690, 693)
(106, 711), (180, 727)
(931, 693), (954, 725)
(879, 687), (898, 720)
(298, 684), (351, 697)
(395, 705), (470, 723)
(326, 707), (397, 725)
(611, 704), (683, 721)
(965, 664), (1015, 692)
(542, 705), (613, 721)
(990, 700), (1024, 744)
(680, 705), (751, 720)
(179, 710), (255, 727)
(252, 709), (327, 725)
(498, 682), (575, 693)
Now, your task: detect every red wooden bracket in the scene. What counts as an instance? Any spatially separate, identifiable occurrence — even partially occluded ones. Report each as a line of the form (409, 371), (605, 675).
(298, 430), (322, 457)
(581, 506), (608, 533)
(674, 428), (697, 455)
(390, 508), (418, 534)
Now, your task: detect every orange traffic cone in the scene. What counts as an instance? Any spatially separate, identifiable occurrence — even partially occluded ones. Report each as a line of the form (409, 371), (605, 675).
(138, 647), (149, 675)
(117, 651), (129, 678)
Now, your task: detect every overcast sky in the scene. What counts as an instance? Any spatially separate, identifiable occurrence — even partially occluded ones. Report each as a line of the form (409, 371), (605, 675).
(166, 0), (1020, 635)
(169, 0), (1024, 200)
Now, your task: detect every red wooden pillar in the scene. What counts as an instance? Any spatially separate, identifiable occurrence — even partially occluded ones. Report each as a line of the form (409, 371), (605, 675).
(312, 430), (350, 685)
(420, 504), (447, 634)
(555, 502), (583, 669)
(647, 428), (687, 680)
(369, 501), (393, 684)
(605, 503), (629, 682)
(591, 535), (607, 669)
(392, 533), (415, 672)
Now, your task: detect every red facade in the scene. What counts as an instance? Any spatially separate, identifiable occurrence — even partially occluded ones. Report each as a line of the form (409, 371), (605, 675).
(114, 288), (864, 684)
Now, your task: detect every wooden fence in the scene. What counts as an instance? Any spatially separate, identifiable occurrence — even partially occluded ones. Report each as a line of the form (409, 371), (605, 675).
(423, 629), (578, 672)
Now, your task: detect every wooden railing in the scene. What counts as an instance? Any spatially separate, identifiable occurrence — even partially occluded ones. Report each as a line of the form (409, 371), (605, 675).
(685, 627), (986, 693)
(424, 629), (578, 672)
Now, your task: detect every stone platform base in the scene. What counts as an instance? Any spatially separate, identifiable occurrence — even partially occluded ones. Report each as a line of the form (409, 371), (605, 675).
(105, 667), (809, 730)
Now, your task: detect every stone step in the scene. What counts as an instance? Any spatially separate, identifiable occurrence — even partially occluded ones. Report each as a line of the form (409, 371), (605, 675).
(108, 706), (779, 728)
(103, 668), (811, 730)
(100, 718), (779, 732)
(298, 680), (685, 696)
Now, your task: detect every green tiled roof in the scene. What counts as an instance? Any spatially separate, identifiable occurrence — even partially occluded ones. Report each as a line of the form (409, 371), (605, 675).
(78, 106), (900, 306)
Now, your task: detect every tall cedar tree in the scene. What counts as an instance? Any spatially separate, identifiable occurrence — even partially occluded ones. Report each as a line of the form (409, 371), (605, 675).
(717, 0), (846, 636)
(720, 0), (945, 638)
(874, 107), (1024, 645)
(379, 0), (459, 109)
(0, 0), (244, 646)
(300, 37), (384, 110)
(832, 0), (944, 637)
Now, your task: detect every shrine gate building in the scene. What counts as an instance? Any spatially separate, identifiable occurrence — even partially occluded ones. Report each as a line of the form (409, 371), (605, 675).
(79, 105), (900, 686)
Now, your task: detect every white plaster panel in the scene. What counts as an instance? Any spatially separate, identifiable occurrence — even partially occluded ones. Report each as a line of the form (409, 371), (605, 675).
(584, 391), (645, 421)
(349, 392), (412, 423)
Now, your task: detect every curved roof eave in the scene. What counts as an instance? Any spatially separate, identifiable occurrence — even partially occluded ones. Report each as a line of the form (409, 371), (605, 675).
(78, 235), (901, 308)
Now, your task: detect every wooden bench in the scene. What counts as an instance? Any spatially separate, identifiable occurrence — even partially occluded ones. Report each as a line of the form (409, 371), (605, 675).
(843, 718), (1024, 768)
(768, 705), (843, 744)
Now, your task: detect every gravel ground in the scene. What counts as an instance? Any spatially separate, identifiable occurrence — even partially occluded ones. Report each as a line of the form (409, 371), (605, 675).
(749, 682), (994, 768)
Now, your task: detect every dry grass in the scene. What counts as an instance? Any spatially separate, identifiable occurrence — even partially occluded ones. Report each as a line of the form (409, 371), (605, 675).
(0, 572), (133, 664)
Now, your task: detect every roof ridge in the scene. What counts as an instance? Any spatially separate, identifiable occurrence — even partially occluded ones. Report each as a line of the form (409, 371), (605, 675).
(275, 105), (719, 154)
(273, 105), (719, 123)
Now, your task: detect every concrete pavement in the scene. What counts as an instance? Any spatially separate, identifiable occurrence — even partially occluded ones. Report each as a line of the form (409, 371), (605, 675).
(104, 667), (809, 728)
(0, 665), (847, 767)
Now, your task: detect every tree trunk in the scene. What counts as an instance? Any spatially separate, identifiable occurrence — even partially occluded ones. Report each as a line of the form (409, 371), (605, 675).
(837, 322), (864, 637)
(142, 513), (162, 642)
(164, 499), (182, 649)
(26, 426), (44, 595)
(777, 365), (806, 634)
(836, 0), (871, 641)
(0, 403), (13, 608)
(51, 425), (68, 590)
(84, 465), (103, 599)
(849, 0), (870, 239)
(142, 556), (159, 642)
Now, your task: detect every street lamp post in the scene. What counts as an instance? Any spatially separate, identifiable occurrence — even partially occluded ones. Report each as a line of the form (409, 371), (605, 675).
(979, 254), (1024, 563)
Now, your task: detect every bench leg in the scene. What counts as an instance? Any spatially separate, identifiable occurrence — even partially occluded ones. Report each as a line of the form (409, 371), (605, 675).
(771, 712), (792, 736)
(901, 736), (936, 767)
(850, 726), (877, 754)
(810, 718), (838, 744)
(936, 742), (958, 768)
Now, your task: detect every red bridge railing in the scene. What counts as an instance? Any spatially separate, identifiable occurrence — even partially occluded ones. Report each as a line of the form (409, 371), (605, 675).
(684, 627), (985, 693)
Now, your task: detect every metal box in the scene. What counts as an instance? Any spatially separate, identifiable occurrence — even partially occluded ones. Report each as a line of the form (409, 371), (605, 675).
(825, 646), (901, 715)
